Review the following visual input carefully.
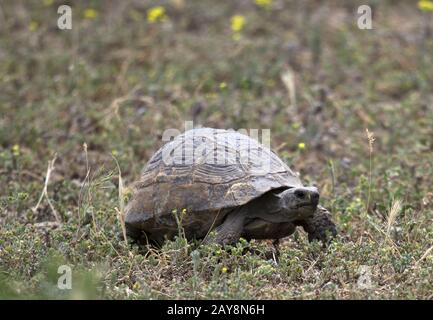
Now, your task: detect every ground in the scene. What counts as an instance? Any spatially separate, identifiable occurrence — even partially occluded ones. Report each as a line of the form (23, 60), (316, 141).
(0, 0), (432, 299)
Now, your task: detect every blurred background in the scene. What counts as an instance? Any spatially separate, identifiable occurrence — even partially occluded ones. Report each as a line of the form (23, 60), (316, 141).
(0, 0), (432, 299)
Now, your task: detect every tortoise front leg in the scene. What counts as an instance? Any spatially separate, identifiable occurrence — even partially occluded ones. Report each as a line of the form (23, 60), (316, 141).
(296, 205), (337, 243)
(203, 207), (247, 246)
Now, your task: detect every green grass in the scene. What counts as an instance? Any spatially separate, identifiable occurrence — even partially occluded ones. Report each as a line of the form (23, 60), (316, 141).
(0, 0), (432, 299)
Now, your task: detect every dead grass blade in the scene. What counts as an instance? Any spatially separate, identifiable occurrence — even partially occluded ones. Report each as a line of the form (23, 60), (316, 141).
(281, 68), (297, 110)
(414, 245), (433, 268)
(112, 155), (128, 245)
(32, 154), (61, 223)
(386, 199), (402, 236)
(78, 143), (91, 226)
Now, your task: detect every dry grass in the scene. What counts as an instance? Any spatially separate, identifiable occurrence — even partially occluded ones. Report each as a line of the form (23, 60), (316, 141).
(386, 199), (402, 237)
(32, 154), (60, 223)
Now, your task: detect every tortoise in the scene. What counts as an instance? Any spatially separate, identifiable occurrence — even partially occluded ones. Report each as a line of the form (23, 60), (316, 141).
(125, 128), (337, 245)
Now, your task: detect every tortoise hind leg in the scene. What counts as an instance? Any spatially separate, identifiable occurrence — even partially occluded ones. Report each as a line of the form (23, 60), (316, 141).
(203, 207), (247, 246)
(296, 205), (337, 243)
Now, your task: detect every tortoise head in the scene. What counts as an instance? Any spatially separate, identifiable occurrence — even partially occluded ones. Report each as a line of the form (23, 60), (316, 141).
(278, 186), (319, 219)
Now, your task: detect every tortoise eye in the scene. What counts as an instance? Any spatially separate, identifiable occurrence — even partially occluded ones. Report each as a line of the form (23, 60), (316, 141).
(294, 189), (306, 199)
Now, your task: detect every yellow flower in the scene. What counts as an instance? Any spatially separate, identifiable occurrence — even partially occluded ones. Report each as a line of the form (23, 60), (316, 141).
(84, 8), (99, 19)
(132, 282), (141, 290)
(221, 266), (228, 273)
(418, 0), (433, 11)
(219, 82), (227, 89)
(182, 208), (187, 216)
(12, 144), (20, 156)
(147, 6), (167, 23)
(29, 21), (39, 32)
(43, 0), (54, 6)
(111, 149), (119, 156)
(230, 15), (246, 32)
(206, 92), (218, 100)
(298, 142), (305, 150)
(255, 0), (273, 8)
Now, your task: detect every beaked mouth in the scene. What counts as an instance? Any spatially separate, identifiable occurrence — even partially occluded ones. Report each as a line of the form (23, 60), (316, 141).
(295, 203), (318, 209)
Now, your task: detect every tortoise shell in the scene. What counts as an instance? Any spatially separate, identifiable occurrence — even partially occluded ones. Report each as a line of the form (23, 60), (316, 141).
(125, 128), (303, 241)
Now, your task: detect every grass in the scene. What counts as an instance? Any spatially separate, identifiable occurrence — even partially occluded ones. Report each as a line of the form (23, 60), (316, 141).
(0, 0), (432, 299)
